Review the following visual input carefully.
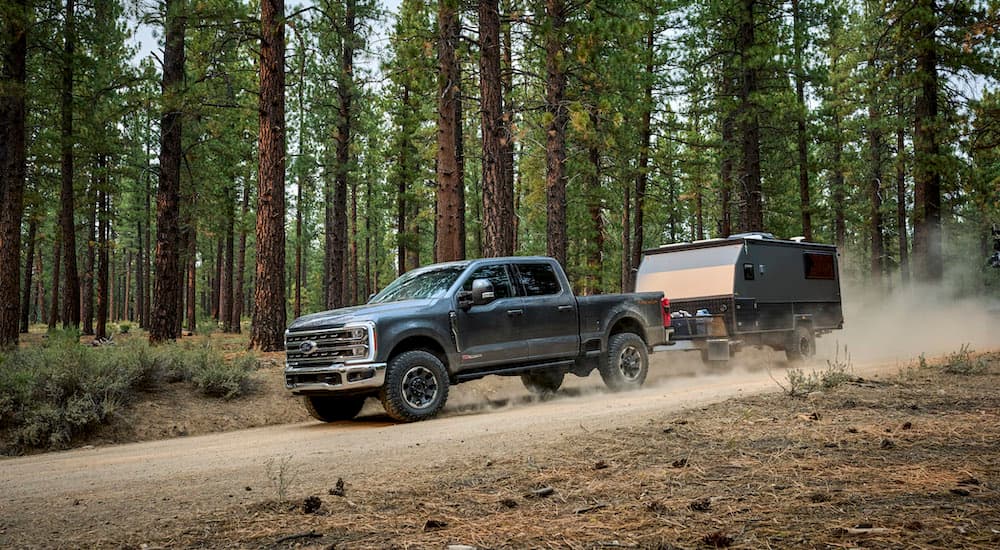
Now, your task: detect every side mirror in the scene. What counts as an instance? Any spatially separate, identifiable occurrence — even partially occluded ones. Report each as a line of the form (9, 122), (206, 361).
(470, 279), (496, 306)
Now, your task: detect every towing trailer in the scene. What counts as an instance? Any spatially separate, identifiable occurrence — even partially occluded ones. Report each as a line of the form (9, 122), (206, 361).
(636, 234), (843, 362)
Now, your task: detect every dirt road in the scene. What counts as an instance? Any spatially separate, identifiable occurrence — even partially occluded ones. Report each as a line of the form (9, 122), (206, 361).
(0, 352), (909, 548)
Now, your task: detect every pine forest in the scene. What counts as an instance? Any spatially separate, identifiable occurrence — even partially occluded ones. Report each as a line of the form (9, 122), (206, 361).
(2, 0), (1000, 351)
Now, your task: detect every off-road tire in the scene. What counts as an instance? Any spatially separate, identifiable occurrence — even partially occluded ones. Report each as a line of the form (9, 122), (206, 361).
(599, 332), (649, 391)
(303, 395), (366, 422)
(380, 350), (450, 422)
(784, 325), (815, 362)
(520, 368), (565, 395)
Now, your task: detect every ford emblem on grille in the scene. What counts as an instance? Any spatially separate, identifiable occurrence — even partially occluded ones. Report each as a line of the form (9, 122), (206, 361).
(299, 340), (319, 355)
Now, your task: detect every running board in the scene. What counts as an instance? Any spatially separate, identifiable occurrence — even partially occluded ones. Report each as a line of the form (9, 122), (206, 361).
(454, 359), (576, 383)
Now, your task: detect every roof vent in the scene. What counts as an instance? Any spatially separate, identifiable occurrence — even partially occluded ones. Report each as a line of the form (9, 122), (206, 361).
(728, 232), (775, 240)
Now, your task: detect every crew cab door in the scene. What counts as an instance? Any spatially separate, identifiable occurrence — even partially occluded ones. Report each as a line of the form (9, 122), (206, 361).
(513, 261), (580, 360)
(453, 263), (528, 369)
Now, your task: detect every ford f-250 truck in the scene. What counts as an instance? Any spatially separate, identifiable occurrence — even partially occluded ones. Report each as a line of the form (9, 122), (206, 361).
(284, 256), (669, 422)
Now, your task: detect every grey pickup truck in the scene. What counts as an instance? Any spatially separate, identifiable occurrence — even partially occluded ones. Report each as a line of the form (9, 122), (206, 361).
(284, 256), (669, 422)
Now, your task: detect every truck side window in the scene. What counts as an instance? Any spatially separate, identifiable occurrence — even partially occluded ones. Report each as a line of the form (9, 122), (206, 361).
(515, 263), (562, 296)
(463, 265), (514, 299)
(743, 263), (755, 280)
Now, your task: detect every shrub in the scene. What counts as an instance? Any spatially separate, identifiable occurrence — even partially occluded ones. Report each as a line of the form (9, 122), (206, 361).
(118, 322), (131, 334)
(0, 337), (261, 453)
(775, 344), (854, 397)
(943, 344), (987, 375)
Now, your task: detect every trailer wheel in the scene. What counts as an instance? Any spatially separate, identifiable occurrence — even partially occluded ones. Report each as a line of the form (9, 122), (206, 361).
(600, 333), (649, 391)
(379, 351), (450, 422)
(785, 326), (815, 362)
(303, 395), (366, 422)
(520, 369), (565, 395)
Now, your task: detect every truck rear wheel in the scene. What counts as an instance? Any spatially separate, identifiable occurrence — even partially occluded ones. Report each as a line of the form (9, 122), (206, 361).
(785, 325), (815, 362)
(600, 332), (649, 391)
(520, 369), (565, 395)
(303, 395), (366, 422)
(380, 350), (450, 422)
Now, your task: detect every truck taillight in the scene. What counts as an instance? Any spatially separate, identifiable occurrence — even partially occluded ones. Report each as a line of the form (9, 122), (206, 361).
(661, 297), (671, 327)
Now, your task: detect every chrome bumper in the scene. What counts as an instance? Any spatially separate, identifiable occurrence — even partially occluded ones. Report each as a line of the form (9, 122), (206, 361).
(284, 362), (387, 394)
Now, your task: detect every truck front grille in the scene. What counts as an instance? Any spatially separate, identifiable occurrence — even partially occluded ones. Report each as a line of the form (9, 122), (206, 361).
(285, 323), (374, 368)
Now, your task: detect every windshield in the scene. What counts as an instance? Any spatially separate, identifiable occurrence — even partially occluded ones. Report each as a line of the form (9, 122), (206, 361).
(369, 265), (466, 304)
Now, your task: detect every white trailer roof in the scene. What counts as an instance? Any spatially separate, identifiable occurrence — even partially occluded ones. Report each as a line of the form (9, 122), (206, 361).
(636, 243), (742, 299)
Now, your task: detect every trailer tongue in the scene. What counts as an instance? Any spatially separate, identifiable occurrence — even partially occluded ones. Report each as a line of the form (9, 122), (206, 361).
(636, 234), (843, 363)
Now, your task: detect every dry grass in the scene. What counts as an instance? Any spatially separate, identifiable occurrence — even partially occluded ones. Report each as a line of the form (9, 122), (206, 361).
(114, 353), (1000, 550)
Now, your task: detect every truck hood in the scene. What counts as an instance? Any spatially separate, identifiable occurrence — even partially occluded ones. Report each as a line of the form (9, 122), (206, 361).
(287, 299), (438, 331)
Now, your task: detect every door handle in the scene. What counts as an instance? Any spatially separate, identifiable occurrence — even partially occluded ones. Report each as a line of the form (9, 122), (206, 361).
(557, 305), (574, 312)
(506, 309), (524, 317)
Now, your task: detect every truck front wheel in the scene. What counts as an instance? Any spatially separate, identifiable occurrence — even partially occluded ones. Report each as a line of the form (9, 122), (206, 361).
(521, 369), (565, 395)
(303, 395), (366, 422)
(380, 350), (450, 422)
(600, 333), (649, 391)
(785, 325), (815, 362)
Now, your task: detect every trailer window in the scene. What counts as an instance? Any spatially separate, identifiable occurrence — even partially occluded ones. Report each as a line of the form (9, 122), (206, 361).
(804, 253), (835, 280)
(743, 263), (755, 280)
(515, 263), (562, 296)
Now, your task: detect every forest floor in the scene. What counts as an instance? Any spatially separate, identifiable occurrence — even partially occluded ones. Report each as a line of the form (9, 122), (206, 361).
(2, 342), (999, 549)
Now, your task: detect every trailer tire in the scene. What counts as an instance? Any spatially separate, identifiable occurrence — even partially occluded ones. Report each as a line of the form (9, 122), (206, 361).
(785, 325), (815, 362)
(520, 369), (565, 395)
(600, 332), (649, 391)
(380, 350), (450, 422)
(303, 395), (366, 422)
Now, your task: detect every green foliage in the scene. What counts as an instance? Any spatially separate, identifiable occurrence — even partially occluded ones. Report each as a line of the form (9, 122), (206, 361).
(943, 344), (988, 375)
(775, 345), (855, 397)
(0, 338), (261, 453)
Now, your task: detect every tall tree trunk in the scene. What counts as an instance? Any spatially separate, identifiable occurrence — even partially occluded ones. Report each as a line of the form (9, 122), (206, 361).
(324, 172), (333, 307)
(397, 87), (409, 276)
(736, 0), (763, 232)
(327, 0), (355, 309)
(501, 2), (515, 251)
(0, 0), (28, 347)
(82, 177), (96, 334)
(143, 106), (152, 327)
(911, 0), (942, 282)
(896, 121), (909, 283)
(150, 0), (186, 343)
(222, 185), (235, 332)
(35, 244), (45, 325)
(59, 0), (81, 329)
(232, 182), (249, 333)
(136, 220), (144, 327)
(435, 0), (464, 262)
(792, 0), (812, 240)
(629, 18), (654, 291)
(545, 0), (568, 267)
(211, 238), (222, 320)
(868, 83), (884, 282)
(19, 219), (36, 333)
(185, 226), (196, 333)
(350, 180), (359, 304)
(480, 0), (513, 257)
(586, 111), (604, 294)
(96, 188), (109, 340)
(718, 59), (735, 238)
(251, 0), (287, 351)
(622, 175), (630, 292)
(48, 232), (61, 329)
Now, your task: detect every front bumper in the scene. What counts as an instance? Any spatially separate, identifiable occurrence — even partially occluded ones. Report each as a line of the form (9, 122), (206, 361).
(284, 362), (387, 394)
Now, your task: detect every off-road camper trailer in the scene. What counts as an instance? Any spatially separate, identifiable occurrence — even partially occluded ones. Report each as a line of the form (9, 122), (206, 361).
(636, 234), (843, 361)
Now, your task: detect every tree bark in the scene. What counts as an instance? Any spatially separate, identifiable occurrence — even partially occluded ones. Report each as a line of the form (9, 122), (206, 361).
(222, 184), (236, 332)
(59, 0), (81, 329)
(586, 110), (604, 294)
(150, 0), (186, 343)
(19, 219), (36, 334)
(82, 177), (96, 335)
(48, 231), (61, 329)
(232, 182), (249, 333)
(629, 18), (655, 291)
(0, 0), (28, 346)
(96, 187), (109, 339)
(480, 0), (513, 257)
(251, 0), (287, 351)
(501, 3), (516, 251)
(736, 0), (763, 232)
(211, 238), (222, 320)
(544, 0), (568, 268)
(911, 0), (942, 282)
(435, 0), (464, 262)
(792, 0), (812, 241)
(867, 84), (884, 282)
(896, 120), (909, 283)
(185, 225), (196, 333)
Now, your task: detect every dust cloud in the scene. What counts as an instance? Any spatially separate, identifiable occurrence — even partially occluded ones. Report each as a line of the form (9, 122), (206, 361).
(817, 280), (1000, 363)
